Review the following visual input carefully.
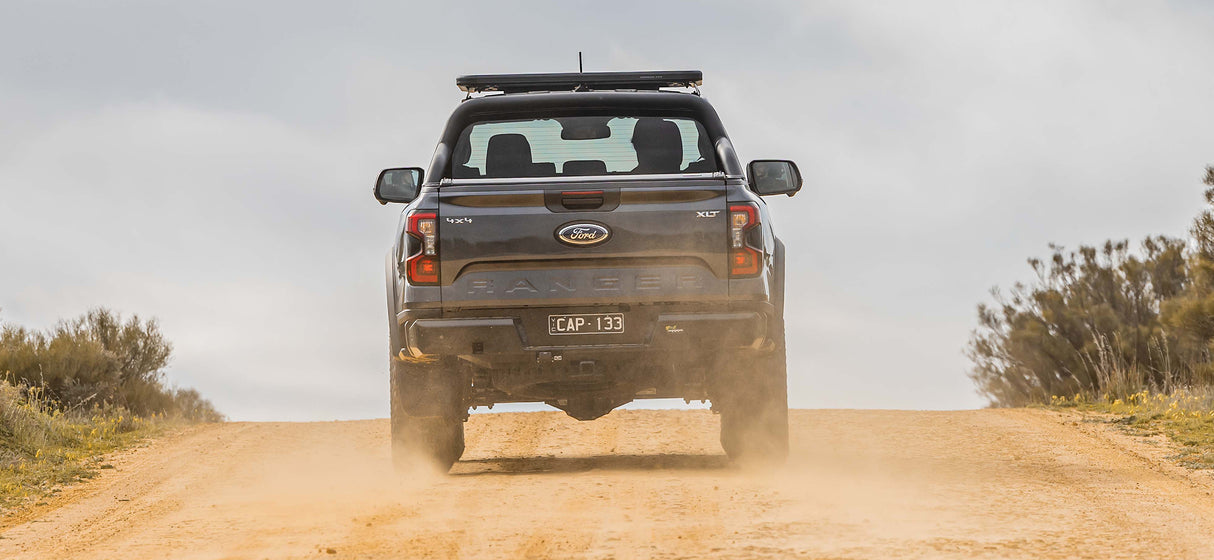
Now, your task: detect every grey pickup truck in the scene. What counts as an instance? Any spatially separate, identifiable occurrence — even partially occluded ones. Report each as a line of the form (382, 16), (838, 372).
(374, 71), (802, 471)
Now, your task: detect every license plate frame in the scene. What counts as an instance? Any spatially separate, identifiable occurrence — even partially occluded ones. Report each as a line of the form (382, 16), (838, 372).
(548, 313), (625, 336)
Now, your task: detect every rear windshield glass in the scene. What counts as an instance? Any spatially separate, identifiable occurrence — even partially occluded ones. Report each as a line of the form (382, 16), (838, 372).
(450, 116), (717, 179)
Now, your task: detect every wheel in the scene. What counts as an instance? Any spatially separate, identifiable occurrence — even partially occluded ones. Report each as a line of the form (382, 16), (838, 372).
(717, 344), (789, 464)
(717, 240), (791, 464)
(716, 276), (789, 465)
(389, 356), (466, 472)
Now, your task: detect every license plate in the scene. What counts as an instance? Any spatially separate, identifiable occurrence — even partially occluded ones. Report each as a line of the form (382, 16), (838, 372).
(548, 313), (625, 335)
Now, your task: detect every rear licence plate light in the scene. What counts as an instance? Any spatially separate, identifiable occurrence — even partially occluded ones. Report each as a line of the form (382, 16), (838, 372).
(548, 313), (625, 335)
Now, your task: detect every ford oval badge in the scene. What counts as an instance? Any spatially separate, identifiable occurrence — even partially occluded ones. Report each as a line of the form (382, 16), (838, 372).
(556, 222), (611, 247)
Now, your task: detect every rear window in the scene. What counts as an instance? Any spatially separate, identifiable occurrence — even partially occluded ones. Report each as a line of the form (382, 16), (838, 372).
(450, 116), (717, 179)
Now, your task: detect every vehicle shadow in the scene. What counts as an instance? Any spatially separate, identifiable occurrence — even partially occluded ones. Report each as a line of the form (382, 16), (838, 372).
(450, 453), (731, 476)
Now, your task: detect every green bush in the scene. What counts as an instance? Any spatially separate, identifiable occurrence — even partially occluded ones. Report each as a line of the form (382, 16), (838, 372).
(970, 167), (1214, 405)
(0, 308), (221, 422)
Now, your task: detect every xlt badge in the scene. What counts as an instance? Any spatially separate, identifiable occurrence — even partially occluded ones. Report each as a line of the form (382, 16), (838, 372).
(556, 222), (611, 247)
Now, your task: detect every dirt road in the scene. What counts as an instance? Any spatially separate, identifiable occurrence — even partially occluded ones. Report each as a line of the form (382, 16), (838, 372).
(3, 409), (1213, 559)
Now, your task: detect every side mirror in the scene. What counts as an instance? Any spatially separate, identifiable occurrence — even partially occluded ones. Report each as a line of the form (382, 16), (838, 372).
(747, 160), (802, 197)
(374, 167), (424, 205)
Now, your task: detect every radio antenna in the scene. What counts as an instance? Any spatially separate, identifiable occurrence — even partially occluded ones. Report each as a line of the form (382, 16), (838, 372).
(578, 52), (583, 73)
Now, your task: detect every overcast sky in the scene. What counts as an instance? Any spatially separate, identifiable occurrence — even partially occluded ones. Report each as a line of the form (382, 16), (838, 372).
(2, 1), (1212, 421)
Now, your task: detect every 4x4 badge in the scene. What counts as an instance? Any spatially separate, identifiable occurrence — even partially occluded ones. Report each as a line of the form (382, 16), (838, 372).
(556, 222), (611, 247)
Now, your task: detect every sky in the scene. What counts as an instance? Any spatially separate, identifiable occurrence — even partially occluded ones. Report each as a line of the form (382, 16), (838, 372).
(2, 1), (1212, 421)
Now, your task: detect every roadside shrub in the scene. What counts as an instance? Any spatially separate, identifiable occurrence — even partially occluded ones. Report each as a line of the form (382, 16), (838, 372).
(0, 308), (221, 421)
(969, 167), (1214, 405)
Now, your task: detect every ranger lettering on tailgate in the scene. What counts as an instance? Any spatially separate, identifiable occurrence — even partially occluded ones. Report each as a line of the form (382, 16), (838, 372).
(463, 272), (706, 296)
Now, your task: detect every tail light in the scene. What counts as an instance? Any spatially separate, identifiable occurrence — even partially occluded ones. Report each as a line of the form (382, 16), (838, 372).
(729, 203), (761, 277)
(406, 211), (439, 285)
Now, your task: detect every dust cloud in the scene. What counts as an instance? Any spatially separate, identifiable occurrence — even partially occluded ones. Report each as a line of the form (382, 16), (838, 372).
(3, 409), (1214, 559)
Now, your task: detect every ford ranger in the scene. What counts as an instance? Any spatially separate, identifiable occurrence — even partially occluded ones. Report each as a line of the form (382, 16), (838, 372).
(373, 70), (802, 471)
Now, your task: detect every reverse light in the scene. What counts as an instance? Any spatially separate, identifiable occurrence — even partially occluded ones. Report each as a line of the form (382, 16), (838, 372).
(728, 203), (761, 277)
(406, 211), (439, 285)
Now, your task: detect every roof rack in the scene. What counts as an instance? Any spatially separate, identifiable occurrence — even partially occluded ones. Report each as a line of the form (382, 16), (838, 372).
(456, 71), (703, 94)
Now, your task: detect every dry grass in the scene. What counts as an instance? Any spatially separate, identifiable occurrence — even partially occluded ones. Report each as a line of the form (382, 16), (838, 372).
(0, 381), (166, 509)
(1049, 390), (1214, 470)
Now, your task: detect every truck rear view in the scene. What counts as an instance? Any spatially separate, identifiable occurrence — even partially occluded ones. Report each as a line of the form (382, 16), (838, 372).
(373, 71), (803, 471)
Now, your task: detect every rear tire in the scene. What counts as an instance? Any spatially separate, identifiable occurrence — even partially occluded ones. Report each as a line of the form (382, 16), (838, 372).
(716, 291), (789, 465)
(389, 357), (466, 472)
(717, 346), (789, 464)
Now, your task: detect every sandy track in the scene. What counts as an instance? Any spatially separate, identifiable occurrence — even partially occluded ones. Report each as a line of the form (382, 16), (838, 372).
(3, 409), (1213, 559)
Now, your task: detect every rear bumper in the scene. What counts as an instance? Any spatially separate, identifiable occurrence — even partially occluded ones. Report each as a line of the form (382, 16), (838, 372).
(400, 305), (771, 359)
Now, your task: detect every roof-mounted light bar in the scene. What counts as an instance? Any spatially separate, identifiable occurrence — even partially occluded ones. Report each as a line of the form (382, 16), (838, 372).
(456, 70), (703, 94)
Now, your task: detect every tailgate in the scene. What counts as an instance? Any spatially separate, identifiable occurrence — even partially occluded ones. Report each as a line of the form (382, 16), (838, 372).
(437, 179), (728, 309)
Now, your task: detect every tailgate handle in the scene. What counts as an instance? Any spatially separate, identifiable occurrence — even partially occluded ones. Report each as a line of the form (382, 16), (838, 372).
(560, 190), (604, 210)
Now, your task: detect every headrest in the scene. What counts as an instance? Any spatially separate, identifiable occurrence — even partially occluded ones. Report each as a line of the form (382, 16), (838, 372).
(562, 160), (608, 176)
(631, 118), (683, 173)
(485, 133), (534, 177)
